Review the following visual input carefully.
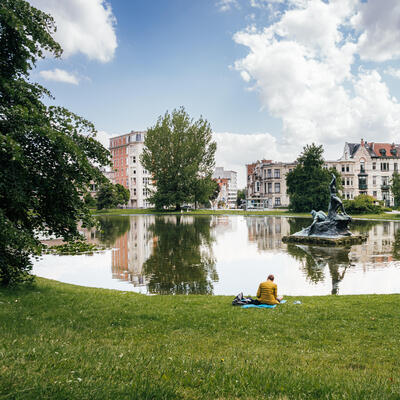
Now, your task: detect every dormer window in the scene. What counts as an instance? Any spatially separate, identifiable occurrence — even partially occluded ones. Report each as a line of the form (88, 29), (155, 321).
(379, 148), (386, 156)
(391, 148), (397, 156)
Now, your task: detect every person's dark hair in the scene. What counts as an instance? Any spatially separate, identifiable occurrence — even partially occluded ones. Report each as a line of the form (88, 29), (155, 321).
(267, 274), (274, 281)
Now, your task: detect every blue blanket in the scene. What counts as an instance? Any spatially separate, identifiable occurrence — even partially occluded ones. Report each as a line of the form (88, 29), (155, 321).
(242, 299), (286, 309)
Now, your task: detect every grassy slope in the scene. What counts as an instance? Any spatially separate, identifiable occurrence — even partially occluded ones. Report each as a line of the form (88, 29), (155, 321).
(1, 278), (400, 399)
(93, 208), (400, 221)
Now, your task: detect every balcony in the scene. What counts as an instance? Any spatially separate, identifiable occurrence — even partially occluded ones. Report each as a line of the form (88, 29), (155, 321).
(381, 184), (390, 191)
(359, 183), (368, 190)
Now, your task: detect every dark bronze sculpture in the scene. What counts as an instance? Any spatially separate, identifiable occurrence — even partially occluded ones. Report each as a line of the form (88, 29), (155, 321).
(296, 173), (352, 237)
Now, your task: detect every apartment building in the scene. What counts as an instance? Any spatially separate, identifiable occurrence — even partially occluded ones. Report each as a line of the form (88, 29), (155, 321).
(109, 131), (153, 208)
(246, 160), (296, 209)
(212, 167), (238, 208)
(325, 139), (400, 207)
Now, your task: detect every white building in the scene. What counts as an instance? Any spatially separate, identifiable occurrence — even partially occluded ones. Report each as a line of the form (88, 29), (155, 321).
(109, 131), (153, 208)
(212, 167), (238, 208)
(325, 139), (400, 207)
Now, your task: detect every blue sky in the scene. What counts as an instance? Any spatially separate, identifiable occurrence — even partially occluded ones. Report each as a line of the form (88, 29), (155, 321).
(29, 0), (400, 186)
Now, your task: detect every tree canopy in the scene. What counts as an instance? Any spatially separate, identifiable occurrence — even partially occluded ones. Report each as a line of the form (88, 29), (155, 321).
(0, 0), (110, 286)
(96, 182), (130, 210)
(140, 107), (217, 210)
(286, 144), (341, 213)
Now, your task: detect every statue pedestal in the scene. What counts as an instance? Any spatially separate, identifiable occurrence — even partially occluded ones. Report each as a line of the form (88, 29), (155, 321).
(282, 233), (367, 246)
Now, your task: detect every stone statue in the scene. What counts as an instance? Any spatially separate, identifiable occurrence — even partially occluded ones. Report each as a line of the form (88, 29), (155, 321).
(295, 173), (352, 237)
(327, 174), (348, 219)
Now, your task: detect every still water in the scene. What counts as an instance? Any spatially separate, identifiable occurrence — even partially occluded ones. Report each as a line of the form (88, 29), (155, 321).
(33, 215), (400, 296)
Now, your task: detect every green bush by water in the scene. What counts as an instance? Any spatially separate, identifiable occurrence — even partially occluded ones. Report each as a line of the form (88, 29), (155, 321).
(1, 278), (400, 399)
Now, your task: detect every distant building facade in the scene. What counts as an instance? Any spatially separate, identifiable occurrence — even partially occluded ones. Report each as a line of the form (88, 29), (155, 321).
(109, 131), (153, 208)
(246, 160), (296, 209)
(325, 139), (400, 207)
(212, 167), (238, 208)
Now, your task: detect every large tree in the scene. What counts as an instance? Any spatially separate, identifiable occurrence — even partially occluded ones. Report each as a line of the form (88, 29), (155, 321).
(0, 0), (110, 286)
(140, 107), (217, 210)
(286, 144), (341, 212)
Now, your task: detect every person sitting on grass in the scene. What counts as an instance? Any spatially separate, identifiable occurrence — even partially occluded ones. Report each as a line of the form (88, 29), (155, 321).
(254, 274), (283, 305)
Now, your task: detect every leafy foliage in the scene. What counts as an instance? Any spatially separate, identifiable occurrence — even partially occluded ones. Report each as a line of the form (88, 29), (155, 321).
(343, 195), (383, 215)
(286, 144), (341, 212)
(0, 1), (110, 286)
(140, 107), (217, 210)
(391, 171), (400, 208)
(236, 188), (245, 207)
(96, 182), (130, 210)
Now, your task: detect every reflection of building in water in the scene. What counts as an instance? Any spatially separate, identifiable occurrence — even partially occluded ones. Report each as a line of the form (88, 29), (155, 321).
(246, 216), (291, 251)
(210, 215), (236, 235)
(350, 221), (400, 265)
(111, 216), (155, 287)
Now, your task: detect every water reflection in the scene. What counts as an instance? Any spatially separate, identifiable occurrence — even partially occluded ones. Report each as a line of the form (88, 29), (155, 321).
(287, 244), (352, 294)
(143, 216), (217, 294)
(33, 215), (400, 296)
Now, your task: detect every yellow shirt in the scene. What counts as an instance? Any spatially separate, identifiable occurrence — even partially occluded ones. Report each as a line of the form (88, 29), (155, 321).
(257, 280), (279, 305)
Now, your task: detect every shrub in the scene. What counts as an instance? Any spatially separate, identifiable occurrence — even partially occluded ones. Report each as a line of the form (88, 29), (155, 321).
(343, 195), (383, 215)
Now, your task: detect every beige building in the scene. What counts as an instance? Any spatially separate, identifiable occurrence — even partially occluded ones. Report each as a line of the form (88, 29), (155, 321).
(326, 139), (400, 207)
(109, 131), (153, 208)
(246, 160), (296, 209)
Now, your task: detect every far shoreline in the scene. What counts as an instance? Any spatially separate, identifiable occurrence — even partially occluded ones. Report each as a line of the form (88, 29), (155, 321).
(92, 208), (400, 221)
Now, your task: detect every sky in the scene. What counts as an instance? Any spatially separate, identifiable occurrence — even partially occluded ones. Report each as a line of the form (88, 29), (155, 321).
(28, 0), (400, 187)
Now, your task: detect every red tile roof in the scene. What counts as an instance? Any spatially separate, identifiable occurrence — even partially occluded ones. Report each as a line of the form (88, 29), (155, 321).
(367, 142), (400, 157)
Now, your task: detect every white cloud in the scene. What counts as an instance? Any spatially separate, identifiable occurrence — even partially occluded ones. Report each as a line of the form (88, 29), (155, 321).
(95, 130), (112, 149)
(217, 0), (240, 12)
(213, 132), (280, 187)
(384, 67), (400, 79)
(29, 0), (117, 62)
(39, 68), (79, 84)
(353, 0), (400, 62)
(233, 0), (400, 160)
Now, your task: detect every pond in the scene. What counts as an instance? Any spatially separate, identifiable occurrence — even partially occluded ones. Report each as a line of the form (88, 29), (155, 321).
(33, 215), (400, 296)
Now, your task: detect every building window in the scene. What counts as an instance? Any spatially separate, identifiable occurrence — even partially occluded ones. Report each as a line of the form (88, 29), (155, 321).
(373, 162), (376, 170)
(274, 183), (280, 193)
(395, 163), (398, 171)
(346, 165), (349, 172)
(275, 197), (281, 206)
(256, 181), (260, 192)
(133, 188), (136, 195)
(381, 162), (389, 171)
(268, 183), (272, 193)
(373, 176), (376, 186)
(360, 159), (365, 173)
(132, 156), (136, 163)
(136, 133), (141, 141)
(267, 169), (272, 178)
(346, 179), (350, 186)
(133, 169), (136, 174)
(341, 165), (345, 172)
(274, 169), (280, 178)
(143, 169), (148, 175)
(373, 191), (377, 197)
(342, 179), (345, 186)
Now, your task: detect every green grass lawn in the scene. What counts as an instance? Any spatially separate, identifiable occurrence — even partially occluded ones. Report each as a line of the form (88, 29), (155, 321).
(1, 278), (400, 399)
(92, 208), (400, 221)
